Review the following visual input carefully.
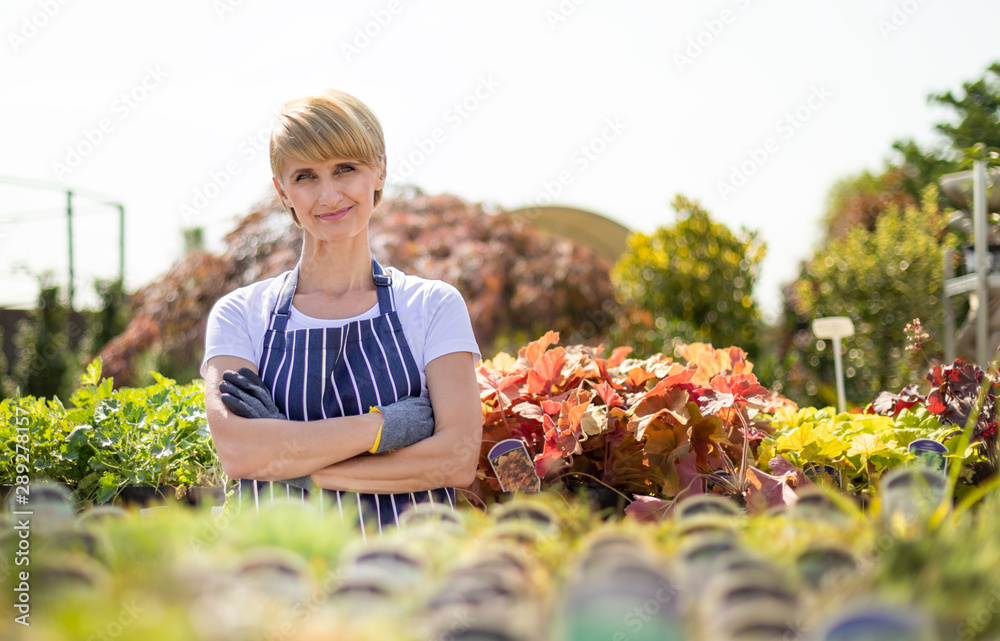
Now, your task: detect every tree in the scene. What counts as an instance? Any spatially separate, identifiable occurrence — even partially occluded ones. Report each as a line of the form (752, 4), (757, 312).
(789, 188), (946, 406)
(892, 61), (1000, 202)
(611, 195), (766, 358)
(97, 192), (619, 386)
(0, 327), (10, 400)
(820, 167), (918, 244)
(778, 61), (1000, 407)
(11, 281), (71, 399)
(85, 277), (129, 357)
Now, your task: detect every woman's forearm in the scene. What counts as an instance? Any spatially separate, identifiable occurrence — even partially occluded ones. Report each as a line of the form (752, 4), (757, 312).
(310, 423), (482, 493)
(204, 355), (381, 480)
(311, 352), (483, 493)
(211, 412), (381, 481)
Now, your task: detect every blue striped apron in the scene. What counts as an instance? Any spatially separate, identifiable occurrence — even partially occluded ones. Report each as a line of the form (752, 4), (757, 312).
(235, 258), (455, 536)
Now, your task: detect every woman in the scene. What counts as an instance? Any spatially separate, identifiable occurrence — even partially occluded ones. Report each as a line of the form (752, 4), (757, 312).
(201, 90), (483, 535)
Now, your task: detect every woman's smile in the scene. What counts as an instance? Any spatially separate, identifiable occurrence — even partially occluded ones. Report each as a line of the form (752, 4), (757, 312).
(318, 206), (352, 222)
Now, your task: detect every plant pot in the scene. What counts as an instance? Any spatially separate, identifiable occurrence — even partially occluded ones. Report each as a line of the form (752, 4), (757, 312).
(561, 481), (633, 518)
(1, 481), (77, 509)
(113, 485), (173, 508)
(110, 485), (225, 508)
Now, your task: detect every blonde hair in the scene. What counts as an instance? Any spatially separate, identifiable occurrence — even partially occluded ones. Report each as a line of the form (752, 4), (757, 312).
(270, 90), (386, 207)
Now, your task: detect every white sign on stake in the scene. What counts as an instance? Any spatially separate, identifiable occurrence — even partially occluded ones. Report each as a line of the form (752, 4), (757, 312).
(812, 316), (855, 413)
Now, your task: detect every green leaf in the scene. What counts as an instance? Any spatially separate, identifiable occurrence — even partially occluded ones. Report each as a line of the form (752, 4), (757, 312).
(846, 433), (896, 471)
(95, 471), (120, 504)
(93, 398), (120, 424)
(65, 425), (94, 451)
(81, 358), (102, 387)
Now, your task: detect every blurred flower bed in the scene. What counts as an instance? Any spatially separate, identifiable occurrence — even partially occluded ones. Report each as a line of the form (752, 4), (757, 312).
(4, 482), (1000, 640)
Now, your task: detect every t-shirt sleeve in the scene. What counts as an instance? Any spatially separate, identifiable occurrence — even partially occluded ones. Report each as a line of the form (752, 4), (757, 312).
(423, 282), (481, 365)
(201, 289), (258, 377)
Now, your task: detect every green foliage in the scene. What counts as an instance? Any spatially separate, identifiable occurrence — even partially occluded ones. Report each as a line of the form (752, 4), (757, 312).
(871, 486), (1000, 637)
(820, 166), (918, 244)
(781, 62), (1000, 409)
(85, 277), (129, 356)
(930, 62), (1000, 153)
(611, 195), (766, 357)
(0, 326), (10, 400)
(892, 61), (1000, 200)
(0, 358), (222, 503)
(788, 188), (946, 406)
(756, 406), (980, 495)
(891, 138), (963, 203)
(11, 280), (71, 400)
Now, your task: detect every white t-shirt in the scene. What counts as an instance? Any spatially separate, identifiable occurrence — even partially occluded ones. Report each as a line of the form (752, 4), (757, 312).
(201, 266), (480, 394)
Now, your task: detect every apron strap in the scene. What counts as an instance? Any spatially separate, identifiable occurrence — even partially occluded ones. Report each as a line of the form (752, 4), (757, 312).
(269, 266), (299, 334)
(270, 258), (393, 334)
(372, 258), (395, 314)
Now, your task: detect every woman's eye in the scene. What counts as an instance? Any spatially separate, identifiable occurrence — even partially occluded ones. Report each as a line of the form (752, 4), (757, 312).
(294, 173), (314, 181)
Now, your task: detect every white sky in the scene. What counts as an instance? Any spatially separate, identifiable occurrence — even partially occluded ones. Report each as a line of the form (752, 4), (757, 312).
(1, 0), (998, 320)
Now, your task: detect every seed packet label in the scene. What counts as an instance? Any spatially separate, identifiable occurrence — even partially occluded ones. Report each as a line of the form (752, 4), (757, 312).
(907, 438), (948, 474)
(488, 439), (541, 493)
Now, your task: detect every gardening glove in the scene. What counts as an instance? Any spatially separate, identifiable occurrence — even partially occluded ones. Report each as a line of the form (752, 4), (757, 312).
(370, 395), (436, 454)
(220, 368), (282, 419)
(219, 368), (312, 491)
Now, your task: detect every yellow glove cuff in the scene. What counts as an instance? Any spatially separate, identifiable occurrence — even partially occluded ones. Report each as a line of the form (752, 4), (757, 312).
(368, 406), (385, 454)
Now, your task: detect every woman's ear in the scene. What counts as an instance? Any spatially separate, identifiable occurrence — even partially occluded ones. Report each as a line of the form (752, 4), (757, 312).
(273, 177), (300, 226)
(273, 176), (288, 201)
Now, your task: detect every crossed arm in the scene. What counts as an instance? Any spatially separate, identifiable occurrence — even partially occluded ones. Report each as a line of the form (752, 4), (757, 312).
(203, 351), (482, 492)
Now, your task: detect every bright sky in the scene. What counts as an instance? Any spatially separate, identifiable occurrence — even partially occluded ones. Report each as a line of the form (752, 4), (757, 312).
(2, 1), (998, 321)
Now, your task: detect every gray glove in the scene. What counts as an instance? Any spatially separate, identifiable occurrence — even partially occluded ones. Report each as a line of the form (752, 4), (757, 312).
(220, 368), (282, 419)
(372, 396), (436, 454)
(220, 368), (312, 491)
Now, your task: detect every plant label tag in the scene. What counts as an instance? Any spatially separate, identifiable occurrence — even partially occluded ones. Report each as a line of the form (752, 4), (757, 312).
(805, 464), (842, 487)
(818, 606), (930, 641)
(488, 439), (541, 493)
(907, 439), (948, 475)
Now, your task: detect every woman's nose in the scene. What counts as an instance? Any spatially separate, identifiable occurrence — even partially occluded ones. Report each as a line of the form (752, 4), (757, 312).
(318, 176), (341, 206)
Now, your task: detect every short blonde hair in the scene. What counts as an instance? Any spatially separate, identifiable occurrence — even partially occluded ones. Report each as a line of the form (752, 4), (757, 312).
(270, 90), (386, 207)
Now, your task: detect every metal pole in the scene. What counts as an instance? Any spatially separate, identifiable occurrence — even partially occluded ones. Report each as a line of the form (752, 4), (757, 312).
(118, 203), (125, 285)
(975, 159), (989, 367)
(66, 190), (75, 311)
(833, 335), (846, 414)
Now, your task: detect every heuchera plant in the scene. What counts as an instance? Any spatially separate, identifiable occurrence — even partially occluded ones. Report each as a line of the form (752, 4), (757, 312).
(869, 358), (999, 479)
(475, 332), (797, 516)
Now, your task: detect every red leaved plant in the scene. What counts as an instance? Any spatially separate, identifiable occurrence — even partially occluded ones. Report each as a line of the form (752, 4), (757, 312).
(474, 334), (796, 513)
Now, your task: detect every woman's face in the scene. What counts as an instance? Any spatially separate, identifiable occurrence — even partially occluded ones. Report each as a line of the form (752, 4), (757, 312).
(273, 155), (385, 245)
